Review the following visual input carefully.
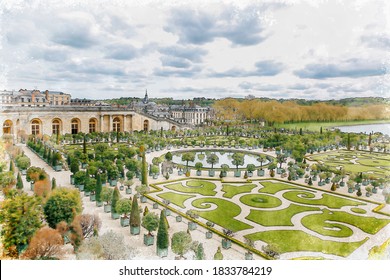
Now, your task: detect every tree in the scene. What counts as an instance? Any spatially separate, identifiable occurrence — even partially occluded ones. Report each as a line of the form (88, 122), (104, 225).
(101, 187), (113, 205)
(116, 198), (132, 218)
(130, 195), (141, 228)
(71, 214), (101, 239)
(171, 231), (192, 259)
(195, 162), (203, 171)
(157, 209), (169, 251)
(213, 246), (223, 260)
(0, 193), (43, 257)
(111, 186), (121, 215)
(142, 212), (159, 235)
(77, 230), (134, 260)
(231, 152), (244, 171)
(95, 173), (102, 203)
(195, 243), (205, 260)
(181, 152), (195, 171)
(257, 155), (266, 169)
(140, 145), (148, 185)
(206, 153), (219, 170)
(165, 152), (173, 161)
(16, 172), (23, 190)
(21, 227), (63, 260)
(0, 171), (16, 190)
(51, 177), (56, 190)
(70, 161), (79, 174)
(34, 177), (51, 197)
(44, 188), (82, 228)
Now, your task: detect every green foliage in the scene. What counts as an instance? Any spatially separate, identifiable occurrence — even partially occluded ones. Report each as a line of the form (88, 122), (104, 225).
(74, 171), (86, 185)
(171, 231), (192, 258)
(95, 173), (102, 202)
(70, 161), (79, 174)
(101, 187), (113, 204)
(142, 212), (159, 234)
(141, 146), (148, 186)
(16, 156), (30, 170)
(195, 243), (205, 260)
(43, 188), (82, 228)
(157, 210), (169, 250)
(165, 152), (173, 161)
(111, 187), (121, 214)
(231, 153), (245, 170)
(116, 198), (132, 217)
(206, 153), (219, 169)
(0, 171), (16, 189)
(130, 195), (141, 227)
(213, 247), (223, 260)
(0, 193), (43, 256)
(16, 172), (23, 190)
(51, 177), (56, 190)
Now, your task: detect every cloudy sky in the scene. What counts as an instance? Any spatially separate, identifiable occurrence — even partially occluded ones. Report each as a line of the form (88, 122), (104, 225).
(0, 0), (389, 100)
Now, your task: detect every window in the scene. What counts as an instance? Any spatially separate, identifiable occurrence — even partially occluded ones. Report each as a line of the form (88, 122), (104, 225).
(71, 119), (79, 134)
(113, 117), (121, 132)
(89, 119), (97, 133)
(52, 119), (61, 135)
(31, 120), (40, 135)
(143, 120), (149, 131)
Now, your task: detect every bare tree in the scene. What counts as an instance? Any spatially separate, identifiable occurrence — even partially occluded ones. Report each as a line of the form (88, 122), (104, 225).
(22, 227), (64, 260)
(72, 214), (102, 239)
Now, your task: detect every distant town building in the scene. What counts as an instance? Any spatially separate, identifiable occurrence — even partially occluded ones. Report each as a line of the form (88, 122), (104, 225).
(0, 89), (71, 108)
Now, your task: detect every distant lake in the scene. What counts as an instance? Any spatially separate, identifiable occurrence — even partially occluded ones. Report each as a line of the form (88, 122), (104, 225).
(335, 123), (390, 136)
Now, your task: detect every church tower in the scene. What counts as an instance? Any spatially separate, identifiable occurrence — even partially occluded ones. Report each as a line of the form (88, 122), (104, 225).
(143, 89), (149, 104)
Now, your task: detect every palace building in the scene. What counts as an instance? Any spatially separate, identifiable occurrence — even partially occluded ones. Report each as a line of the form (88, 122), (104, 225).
(0, 89), (183, 141)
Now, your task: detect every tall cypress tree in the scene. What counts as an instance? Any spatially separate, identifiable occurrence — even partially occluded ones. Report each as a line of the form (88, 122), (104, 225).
(130, 195), (141, 227)
(9, 160), (14, 173)
(140, 145), (148, 186)
(51, 177), (56, 190)
(95, 173), (102, 203)
(111, 186), (120, 214)
(157, 209), (169, 251)
(16, 172), (23, 190)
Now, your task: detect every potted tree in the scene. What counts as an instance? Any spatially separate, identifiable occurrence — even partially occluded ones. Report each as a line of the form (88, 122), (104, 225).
(221, 164), (229, 177)
(222, 228), (234, 249)
(116, 198), (132, 227)
(101, 187), (113, 213)
(142, 212), (159, 246)
(130, 195), (141, 235)
(74, 170), (86, 191)
(136, 184), (149, 203)
(206, 221), (214, 239)
(124, 179), (134, 194)
(171, 231), (192, 260)
(244, 237), (255, 260)
(86, 178), (97, 201)
(186, 210), (199, 231)
(111, 186), (121, 219)
(232, 153), (244, 177)
(95, 173), (103, 207)
(156, 209), (169, 257)
(151, 165), (160, 179)
(195, 162), (203, 176)
(246, 164), (255, 177)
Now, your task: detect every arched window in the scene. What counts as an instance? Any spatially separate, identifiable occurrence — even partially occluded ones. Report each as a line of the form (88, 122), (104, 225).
(52, 119), (61, 135)
(143, 120), (149, 131)
(31, 119), (41, 135)
(71, 118), (80, 134)
(3, 120), (13, 134)
(89, 118), (97, 133)
(113, 117), (121, 132)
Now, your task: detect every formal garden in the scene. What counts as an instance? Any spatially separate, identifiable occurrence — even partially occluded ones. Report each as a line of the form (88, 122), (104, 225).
(1, 124), (390, 260)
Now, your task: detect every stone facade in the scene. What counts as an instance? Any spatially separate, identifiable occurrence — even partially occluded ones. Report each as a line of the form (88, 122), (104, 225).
(1, 106), (181, 140)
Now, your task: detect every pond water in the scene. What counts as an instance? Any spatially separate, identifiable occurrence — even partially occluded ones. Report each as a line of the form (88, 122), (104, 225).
(335, 123), (390, 136)
(171, 150), (269, 169)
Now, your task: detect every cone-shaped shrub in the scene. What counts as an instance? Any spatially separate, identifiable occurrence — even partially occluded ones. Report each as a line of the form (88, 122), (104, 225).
(95, 173), (102, 202)
(16, 172), (23, 190)
(157, 209), (169, 250)
(51, 177), (56, 190)
(130, 195), (140, 227)
(111, 187), (120, 214)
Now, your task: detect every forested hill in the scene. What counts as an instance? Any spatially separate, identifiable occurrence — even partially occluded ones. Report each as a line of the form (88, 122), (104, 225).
(103, 96), (388, 107)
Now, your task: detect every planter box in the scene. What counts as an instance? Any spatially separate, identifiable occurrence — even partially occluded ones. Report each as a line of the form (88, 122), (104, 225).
(178, 170), (183, 176)
(120, 217), (130, 227)
(104, 204), (111, 213)
(81, 163), (88, 169)
(196, 170), (202, 176)
(248, 171), (253, 177)
(21, 169), (27, 175)
(153, 202), (159, 209)
(234, 170), (241, 177)
(176, 216), (182, 222)
(165, 209), (171, 216)
(110, 180), (117, 186)
(140, 196), (147, 203)
(70, 175), (75, 184)
(157, 247), (168, 258)
(276, 168), (282, 174)
(222, 239), (232, 249)
(96, 201), (103, 207)
(30, 182), (34, 191)
(348, 188), (354, 193)
(54, 165), (62, 172)
(188, 222), (197, 231)
(84, 191), (90, 197)
(76, 185), (84, 191)
(153, 174), (158, 179)
(372, 188), (378, 194)
(208, 170), (215, 177)
(111, 212), (120, 220)
(119, 185), (124, 191)
(340, 182), (345, 187)
(245, 252), (254, 260)
(257, 169), (265, 176)
(206, 231), (213, 239)
(130, 225), (140, 235)
(125, 188), (132, 194)
(143, 234), (154, 246)
(89, 194), (96, 201)
(312, 176), (317, 181)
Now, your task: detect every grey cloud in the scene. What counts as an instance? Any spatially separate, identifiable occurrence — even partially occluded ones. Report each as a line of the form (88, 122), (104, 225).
(361, 34), (390, 50)
(164, 5), (271, 46)
(104, 43), (138, 60)
(211, 60), (284, 78)
(288, 83), (310, 90)
(153, 66), (202, 78)
(238, 82), (282, 91)
(294, 59), (386, 79)
(29, 46), (69, 62)
(159, 45), (208, 63)
(160, 56), (192, 69)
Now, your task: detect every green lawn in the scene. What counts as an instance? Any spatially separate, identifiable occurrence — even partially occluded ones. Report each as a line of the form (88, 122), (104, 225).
(245, 230), (369, 257)
(301, 209), (390, 236)
(283, 190), (365, 209)
(351, 207), (367, 214)
(246, 204), (321, 227)
(240, 194), (282, 208)
(258, 181), (307, 194)
(157, 192), (195, 209)
(163, 180), (217, 196)
(222, 183), (257, 198)
(191, 197), (253, 232)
